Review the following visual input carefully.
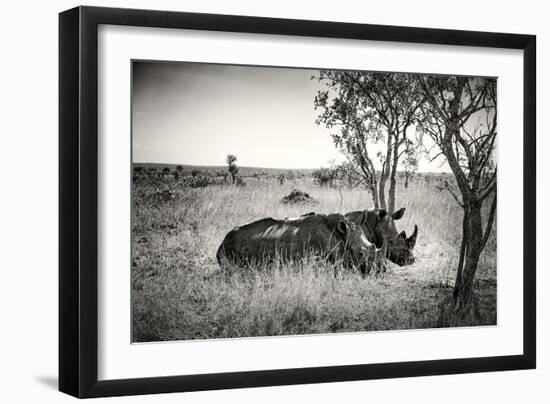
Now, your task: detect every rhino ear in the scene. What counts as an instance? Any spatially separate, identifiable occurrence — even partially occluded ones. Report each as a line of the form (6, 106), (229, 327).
(336, 220), (349, 236)
(391, 208), (405, 220)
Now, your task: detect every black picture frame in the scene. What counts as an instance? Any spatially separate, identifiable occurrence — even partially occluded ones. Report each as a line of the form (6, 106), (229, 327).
(59, 5), (536, 398)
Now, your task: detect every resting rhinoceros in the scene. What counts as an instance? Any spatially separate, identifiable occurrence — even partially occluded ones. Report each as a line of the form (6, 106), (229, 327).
(345, 208), (417, 266)
(217, 213), (385, 274)
(388, 226), (418, 266)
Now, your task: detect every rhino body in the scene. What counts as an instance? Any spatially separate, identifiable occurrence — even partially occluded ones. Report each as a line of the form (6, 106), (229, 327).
(217, 213), (383, 274)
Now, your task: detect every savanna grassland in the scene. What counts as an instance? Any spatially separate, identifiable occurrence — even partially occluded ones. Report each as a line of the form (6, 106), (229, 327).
(132, 166), (496, 342)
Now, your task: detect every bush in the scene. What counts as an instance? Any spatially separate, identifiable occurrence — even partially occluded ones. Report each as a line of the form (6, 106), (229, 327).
(133, 182), (176, 207)
(235, 176), (247, 187)
(181, 175), (214, 188)
(281, 189), (317, 204)
(312, 167), (337, 187)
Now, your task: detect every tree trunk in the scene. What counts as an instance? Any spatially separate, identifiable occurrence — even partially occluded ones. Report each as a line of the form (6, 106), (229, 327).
(378, 178), (387, 210)
(387, 176), (396, 213)
(378, 161), (388, 211)
(453, 210), (468, 301)
(369, 180), (380, 209)
(379, 131), (395, 212)
(388, 137), (400, 213)
(453, 200), (484, 311)
(404, 173), (409, 189)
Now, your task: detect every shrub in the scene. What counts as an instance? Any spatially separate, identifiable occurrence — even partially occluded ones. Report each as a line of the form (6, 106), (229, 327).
(312, 167), (337, 187)
(181, 175), (210, 188)
(235, 176), (247, 187)
(281, 189), (317, 204)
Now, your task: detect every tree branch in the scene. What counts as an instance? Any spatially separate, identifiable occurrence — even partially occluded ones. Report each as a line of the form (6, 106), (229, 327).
(436, 181), (464, 207)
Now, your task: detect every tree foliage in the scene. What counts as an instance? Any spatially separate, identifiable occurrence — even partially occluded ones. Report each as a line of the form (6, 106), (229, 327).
(313, 71), (423, 211)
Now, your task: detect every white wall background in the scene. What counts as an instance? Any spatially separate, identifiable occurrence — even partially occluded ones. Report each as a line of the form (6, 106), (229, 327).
(0, 0), (546, 402)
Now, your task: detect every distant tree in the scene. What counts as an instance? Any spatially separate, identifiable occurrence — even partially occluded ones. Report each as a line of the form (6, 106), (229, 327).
(402, 148), (419, 189)
(332, 159), (374, 190)
(218, 170), (229, 183)
(312, 167), (337, 187)
(277, 174), (285, 185)
(417, 75), (497, 312)
(314, 71), (423, 212)
(423, 175), (431, 188)
(226, 154), (239, 184)
(235, 175), (246, 187)
(171, 165), (182, 181)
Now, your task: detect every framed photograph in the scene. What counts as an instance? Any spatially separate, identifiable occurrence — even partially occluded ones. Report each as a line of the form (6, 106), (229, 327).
(59, 6), (536, 398)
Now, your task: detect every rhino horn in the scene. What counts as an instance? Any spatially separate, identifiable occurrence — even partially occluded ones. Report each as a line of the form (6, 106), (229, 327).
(407, 225), (418, 249)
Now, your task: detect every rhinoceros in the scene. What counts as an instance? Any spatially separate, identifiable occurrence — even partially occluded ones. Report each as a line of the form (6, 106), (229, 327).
(388, 226), (418, 266)
(216, 213), (385, 274)
(345, 208), (417, 266)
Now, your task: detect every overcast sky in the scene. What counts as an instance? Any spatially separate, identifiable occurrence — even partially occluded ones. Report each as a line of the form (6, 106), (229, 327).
(132, 61), (450, 172)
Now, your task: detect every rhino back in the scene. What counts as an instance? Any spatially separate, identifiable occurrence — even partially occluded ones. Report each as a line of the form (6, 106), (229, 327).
(217, 215), (343, 265)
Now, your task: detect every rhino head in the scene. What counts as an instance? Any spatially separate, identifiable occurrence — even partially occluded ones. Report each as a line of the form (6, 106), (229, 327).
(346, 208), (418, 267)
(335, 213), (386, 275)
(388, 225), (418, 266)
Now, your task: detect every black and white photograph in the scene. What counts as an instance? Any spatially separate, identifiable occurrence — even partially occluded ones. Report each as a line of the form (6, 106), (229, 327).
(2, 0), (544, 401)
(131, 61), (498, 342)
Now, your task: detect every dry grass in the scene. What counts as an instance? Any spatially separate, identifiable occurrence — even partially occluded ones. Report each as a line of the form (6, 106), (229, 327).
(132, 174), (496, 342)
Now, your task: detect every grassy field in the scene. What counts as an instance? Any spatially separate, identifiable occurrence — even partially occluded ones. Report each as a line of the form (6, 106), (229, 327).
(132, 168), (496, 342)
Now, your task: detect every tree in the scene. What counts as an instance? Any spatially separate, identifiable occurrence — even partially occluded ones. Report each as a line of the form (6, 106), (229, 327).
(333, 161), (357, 189)
(314, 71), (423, 212)
(226, 154), (239, 184)
(312, 167), (337, 187)
(417, 75), (497, 312)
(174, 165), (184, 180)
(402, 147), (419, 189)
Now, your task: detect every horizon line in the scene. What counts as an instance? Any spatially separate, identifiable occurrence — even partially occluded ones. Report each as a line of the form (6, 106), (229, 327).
(133, 161), (452, 174)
